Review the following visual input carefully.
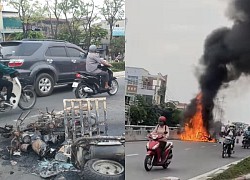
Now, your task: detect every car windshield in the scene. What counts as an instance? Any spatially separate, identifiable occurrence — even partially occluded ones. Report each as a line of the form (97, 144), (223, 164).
(0, 42), (42, 57)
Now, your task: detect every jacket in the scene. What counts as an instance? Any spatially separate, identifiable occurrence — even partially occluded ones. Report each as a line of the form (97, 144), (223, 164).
(0, 63), (17, 78)
(152, 125), (169, 142)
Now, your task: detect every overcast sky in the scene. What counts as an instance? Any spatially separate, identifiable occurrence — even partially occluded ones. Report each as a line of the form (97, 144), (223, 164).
(125, 0), (250, 125)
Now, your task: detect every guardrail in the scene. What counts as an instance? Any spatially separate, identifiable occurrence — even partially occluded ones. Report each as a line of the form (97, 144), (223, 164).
(125, 125), (181, 141)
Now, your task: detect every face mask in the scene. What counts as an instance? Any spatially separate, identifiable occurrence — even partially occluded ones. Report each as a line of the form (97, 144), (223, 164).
(159, 121), (164, 126)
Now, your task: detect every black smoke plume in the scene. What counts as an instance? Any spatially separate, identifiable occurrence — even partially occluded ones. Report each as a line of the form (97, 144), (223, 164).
(184, 0), (250, 130)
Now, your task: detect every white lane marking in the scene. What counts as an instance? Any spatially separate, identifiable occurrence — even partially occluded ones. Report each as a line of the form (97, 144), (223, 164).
(126, 154), (139, 157)
(184, 148), (191, 150)
(201, 146), (206, 148)
(213, 144), (217, 147)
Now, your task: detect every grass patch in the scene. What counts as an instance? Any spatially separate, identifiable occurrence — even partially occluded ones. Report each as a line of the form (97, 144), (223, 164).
(210, 157), (250, 180)
(110, 61), (125, 72)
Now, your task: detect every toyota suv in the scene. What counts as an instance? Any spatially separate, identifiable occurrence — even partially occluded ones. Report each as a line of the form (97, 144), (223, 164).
(0, 39), (87, 97)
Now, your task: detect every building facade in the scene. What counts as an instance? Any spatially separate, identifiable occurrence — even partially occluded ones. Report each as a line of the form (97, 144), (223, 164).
(125, 66), (168, 105)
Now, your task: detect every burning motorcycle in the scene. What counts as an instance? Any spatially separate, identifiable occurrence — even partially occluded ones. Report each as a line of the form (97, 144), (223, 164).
(144, 132), (173, 171)
(72, 65), (119, 98)
(242, 135), (250, 149)
(222, 135), (234, 158)
(0, 75), (36, 112)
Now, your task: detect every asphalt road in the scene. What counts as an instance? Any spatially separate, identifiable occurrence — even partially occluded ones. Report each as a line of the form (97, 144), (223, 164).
(0, 77), (125, 136)
(0, 77), (125, 180)
(125, 138), (250, 180)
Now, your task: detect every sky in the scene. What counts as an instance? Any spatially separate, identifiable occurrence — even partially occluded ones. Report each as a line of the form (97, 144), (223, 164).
(125, 0), (250, 125)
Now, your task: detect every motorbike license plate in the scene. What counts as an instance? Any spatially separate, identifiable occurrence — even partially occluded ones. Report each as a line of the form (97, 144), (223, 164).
(72, 82), (79, 87)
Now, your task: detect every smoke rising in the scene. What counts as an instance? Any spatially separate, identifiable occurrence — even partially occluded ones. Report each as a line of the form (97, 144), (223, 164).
(184, 0), (250, 130)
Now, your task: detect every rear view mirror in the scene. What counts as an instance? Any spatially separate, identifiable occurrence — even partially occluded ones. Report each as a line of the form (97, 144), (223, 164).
(147, 130), (150, 133)
(80, 52), (86, 58)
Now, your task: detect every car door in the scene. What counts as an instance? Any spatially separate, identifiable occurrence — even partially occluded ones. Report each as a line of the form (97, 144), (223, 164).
(45, 46), (73, 82)
(66, 46), (86, 74)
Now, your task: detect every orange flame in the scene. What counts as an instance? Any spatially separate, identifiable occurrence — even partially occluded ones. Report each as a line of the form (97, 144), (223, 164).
(180, 93), (216, 142)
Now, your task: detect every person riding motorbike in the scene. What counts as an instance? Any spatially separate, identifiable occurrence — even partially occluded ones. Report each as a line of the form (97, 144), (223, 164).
(225, 124), (237, 151)
(86, 45), (113, 90)
(152, 116), (169, 161)
(243, 126), (250, 138)
(0, 63), (19, 105)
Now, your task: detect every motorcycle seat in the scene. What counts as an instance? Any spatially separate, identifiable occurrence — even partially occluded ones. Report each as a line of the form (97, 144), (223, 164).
(80, 71), (103, 78)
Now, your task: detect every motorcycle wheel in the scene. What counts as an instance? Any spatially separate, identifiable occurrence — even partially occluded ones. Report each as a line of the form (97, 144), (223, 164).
(222, 144), (226, 158)
(163, 150), (172, 169)
(108, 80), (119, 96)
(82, 159), (124, 180)
(144, 155), (153, 171)
(227, 146), (231, 157)
(75, 83), (88, 98)
(18, 89), (37, 110)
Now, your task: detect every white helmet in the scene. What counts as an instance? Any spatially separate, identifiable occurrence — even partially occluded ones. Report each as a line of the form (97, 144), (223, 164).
(89, 45), (97, 53)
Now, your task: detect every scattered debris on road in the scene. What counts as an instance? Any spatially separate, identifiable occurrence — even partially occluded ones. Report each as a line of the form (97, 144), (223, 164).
(0, 97), (125, 179)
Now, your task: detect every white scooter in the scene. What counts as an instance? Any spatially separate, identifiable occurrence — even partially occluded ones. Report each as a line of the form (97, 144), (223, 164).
(0, 76), (37, 112)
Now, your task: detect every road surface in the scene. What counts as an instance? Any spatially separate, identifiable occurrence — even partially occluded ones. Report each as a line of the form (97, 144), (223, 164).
(0, 77), (125, 136)
(0, 77), (125, 180)
(125, 138), (249, 180)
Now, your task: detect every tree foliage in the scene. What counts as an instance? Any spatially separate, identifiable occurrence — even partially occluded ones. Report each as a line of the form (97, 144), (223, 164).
(99, 0), (125, 55)
(10, 0), (44, 37)
(7, 31), (44, 40)
(129, 95), (183, 126)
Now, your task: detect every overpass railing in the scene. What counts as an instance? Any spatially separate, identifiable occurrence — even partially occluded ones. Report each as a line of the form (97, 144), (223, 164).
(125, 125), (181, 141)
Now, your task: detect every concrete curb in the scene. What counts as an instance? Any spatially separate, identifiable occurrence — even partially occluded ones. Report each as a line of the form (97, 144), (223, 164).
(188, 155), (250, 180)
(113, 71), (125, 78)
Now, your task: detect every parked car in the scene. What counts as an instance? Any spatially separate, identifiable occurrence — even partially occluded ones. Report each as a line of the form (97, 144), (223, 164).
(0, 39), (87, 97)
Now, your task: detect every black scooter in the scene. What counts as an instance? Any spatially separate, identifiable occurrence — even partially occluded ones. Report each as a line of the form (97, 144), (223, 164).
(242, 135), (250, 149)
(72, 65), (119, 98)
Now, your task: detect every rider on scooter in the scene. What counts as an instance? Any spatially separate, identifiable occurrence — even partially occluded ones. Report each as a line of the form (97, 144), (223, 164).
(152, 116), (169, 161)
(86, 45), (113, 90)
(243, 126), (250, 138)
(225, 124), (237, 151)
(0, 63), (19, 104)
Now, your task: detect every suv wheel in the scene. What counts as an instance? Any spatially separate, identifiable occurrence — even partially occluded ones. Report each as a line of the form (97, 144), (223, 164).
(35, 73), (55, 97)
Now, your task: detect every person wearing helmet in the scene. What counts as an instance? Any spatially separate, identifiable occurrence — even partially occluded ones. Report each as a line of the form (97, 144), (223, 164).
(86, 45), (113, 90)
(152, 116), (169, 161)
(225, 124), (236, 151)
(0, 63), (19, 105)
(243, 126), (250, 138)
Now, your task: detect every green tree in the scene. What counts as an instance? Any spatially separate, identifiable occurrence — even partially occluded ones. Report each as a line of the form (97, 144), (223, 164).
(82, 25), (108, 47)
(59, 0), (84, 44)
(7, 31), (44, 40)
(45, 0), (62, 39)
(130, 105), (147, 125)
(110, 36), (125, 57)
(99, 0), (125, 57)
(10, 0), (44, 38)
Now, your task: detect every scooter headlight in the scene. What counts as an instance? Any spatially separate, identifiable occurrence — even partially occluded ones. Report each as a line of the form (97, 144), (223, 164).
(152, 143), (160, 150)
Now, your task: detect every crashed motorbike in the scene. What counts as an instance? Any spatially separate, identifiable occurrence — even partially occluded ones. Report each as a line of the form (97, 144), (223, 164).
(0, 75), (36, 112)
(222, 135), (234, 158)
(144, 132), (173, 171)
(242, 135), (250, 149)
(72, 65), (119, 98)
(64, 98), (125, 180)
